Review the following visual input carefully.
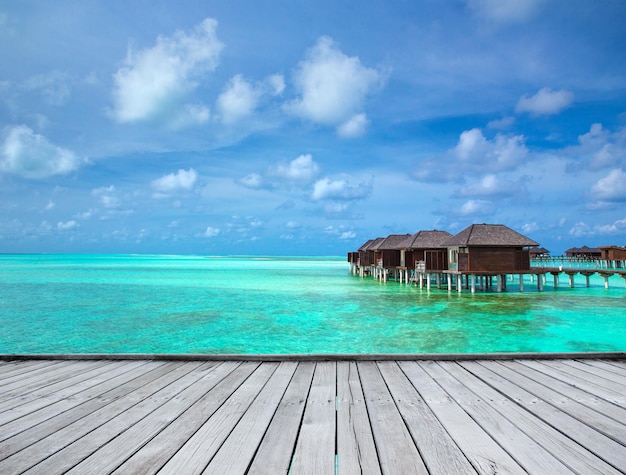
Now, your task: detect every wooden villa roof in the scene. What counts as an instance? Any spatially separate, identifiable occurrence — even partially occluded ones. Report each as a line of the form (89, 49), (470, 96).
(361, 237), (385, 251)
(370, 234), (412, 251)
(401, 230), (452, 249)
(357, 239), (374, 252)
(444, 224), (539, 247)
(529, 246), (550, 255)
(565, 245), (601, 254)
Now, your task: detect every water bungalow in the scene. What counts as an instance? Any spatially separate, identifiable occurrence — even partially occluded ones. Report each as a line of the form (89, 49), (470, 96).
(565, 245), (602, 259)
(600, 246), (626, 267)
(443, 224), (537, 292)
(349, 223), (626, 292)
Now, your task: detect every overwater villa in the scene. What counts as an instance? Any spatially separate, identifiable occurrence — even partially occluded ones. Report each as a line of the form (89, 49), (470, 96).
(349, 223), (626, 291)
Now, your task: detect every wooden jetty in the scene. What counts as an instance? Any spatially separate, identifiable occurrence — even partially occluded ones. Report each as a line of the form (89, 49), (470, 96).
(1, 354), (625, 474)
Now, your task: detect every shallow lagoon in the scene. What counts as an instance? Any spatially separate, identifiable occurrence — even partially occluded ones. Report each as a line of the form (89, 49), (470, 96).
(0, 254), (624, 354)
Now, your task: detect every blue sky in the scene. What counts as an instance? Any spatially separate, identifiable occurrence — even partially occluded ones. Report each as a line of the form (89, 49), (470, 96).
(1, 0), (625, 255)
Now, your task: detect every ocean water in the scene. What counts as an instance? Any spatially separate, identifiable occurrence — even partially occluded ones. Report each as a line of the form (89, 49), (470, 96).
(0, 254), (624, 354)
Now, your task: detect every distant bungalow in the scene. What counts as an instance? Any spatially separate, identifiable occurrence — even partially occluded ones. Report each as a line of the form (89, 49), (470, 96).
(348, 223), (626, 291)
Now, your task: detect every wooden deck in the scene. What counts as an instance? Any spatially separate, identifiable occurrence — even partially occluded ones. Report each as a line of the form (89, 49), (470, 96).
(0, 357), (625, 474)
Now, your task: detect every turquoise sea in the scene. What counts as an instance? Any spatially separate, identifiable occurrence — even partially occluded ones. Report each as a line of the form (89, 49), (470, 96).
(0, 254), (624, 354)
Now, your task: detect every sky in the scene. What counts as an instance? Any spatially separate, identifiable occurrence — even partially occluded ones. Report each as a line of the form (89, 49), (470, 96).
(1, 0), (626, 256)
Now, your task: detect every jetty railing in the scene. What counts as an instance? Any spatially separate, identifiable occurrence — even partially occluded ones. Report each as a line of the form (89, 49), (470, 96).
(531, 257), (626, 270)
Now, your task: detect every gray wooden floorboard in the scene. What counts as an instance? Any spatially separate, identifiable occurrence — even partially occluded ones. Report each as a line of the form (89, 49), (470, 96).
(0, 358), (623, 475)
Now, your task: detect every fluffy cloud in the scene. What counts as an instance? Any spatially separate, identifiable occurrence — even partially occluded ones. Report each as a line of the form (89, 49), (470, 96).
(111, 18), (223, 124)
(311, 177), (372, 201)
(238, 154), (320, 191)
(216, 74), (285, 124)
(337, 113), (369, 138)
(571, 123), (626, 170)
(92, 185), (120, 208)
(151, 168), (198, 196)
(204, 226), (220, 238)
(515, 87), (574, 115)
(216, 75), (258, 124)
(1, 125), (83, 178)
(272, 154), (320, 182)
(569, 217), (626, 237)
(456, 174), (521, 198)
(590, 168), (626, 202)
(286, 37), (382, 135)
(459, 199), (493, 216)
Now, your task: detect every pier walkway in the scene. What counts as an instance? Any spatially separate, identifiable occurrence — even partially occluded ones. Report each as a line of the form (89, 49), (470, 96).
(1, 355), (625, 474)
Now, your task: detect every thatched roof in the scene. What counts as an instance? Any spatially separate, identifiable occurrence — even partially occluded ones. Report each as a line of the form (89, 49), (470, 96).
(370, 234), (412, 251)
(445, 224), (538, 247)
(529, 246), (550, 256)
(361, 237), (385, 251)
(400, 230), (452, 249)
(357, 239), (374, 252)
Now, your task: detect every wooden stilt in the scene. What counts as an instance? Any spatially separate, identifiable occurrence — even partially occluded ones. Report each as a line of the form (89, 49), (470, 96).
(519, 274), (524, 292)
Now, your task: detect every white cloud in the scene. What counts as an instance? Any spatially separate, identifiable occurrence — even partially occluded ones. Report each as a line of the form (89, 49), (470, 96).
(216, 75), (258, 124)
(57, 220), (77, 230)
(238, 173), (265, 189)
(111, 18), (223, 124)
(311, 177), (372, 201)
(339, 231), (356, 240)
(455, 128), (488, 160)
(590, 168), (626, 202)
(337, 113), (369, 138)
(457, 174), (519, 198)
(448, 129), (528, 171)
(0, 125), (83, 178)
(204, 226), (220, 238)
(521, 222), (540, 234)
(572, 123), (626, 170)
(459, 199), (492, 216)
(487, 116), (515, 129)
(515, 87), (574, 115)
(468, 0), (543, 23)
(273, 154), (320, 182)
(168, 103), (210, 129)
(151, 168), (198, 196)
(92, 185), (120, 208)
(267, 74), (285, 96)
(286, 37), (382, 133)
(569, 217), (626, 237)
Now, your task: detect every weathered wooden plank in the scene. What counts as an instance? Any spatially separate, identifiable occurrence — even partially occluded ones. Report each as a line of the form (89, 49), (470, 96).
(456, 361), (622, 475)
(575, 360), (626, 384)
(0, 360), (117, 415)
(488, 361), (626, 469)
(0, 361), (179, 464)
(523, 359), (626, 403)
(289, 362), (337, 475)
(336, 361), (381, 475)
(205, 362), (299, 473)
(246, 362), (315, 475)
(156, 362), (274, 475)
(400, 361), (526, 474)
(502, 361), (626, 441)
(0, 361), (159, 443)
(424, 361), (573, 473)
(377, 361), (476, 475)
(0, 360), (59, 380)
(358, 361), (428, 474)
(0, 360), (90, 397)
(110, 361), (249, 474)
(18, 361), (215, 474)
(566, 359), (626, 385)
(508, 360), (626, 424)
